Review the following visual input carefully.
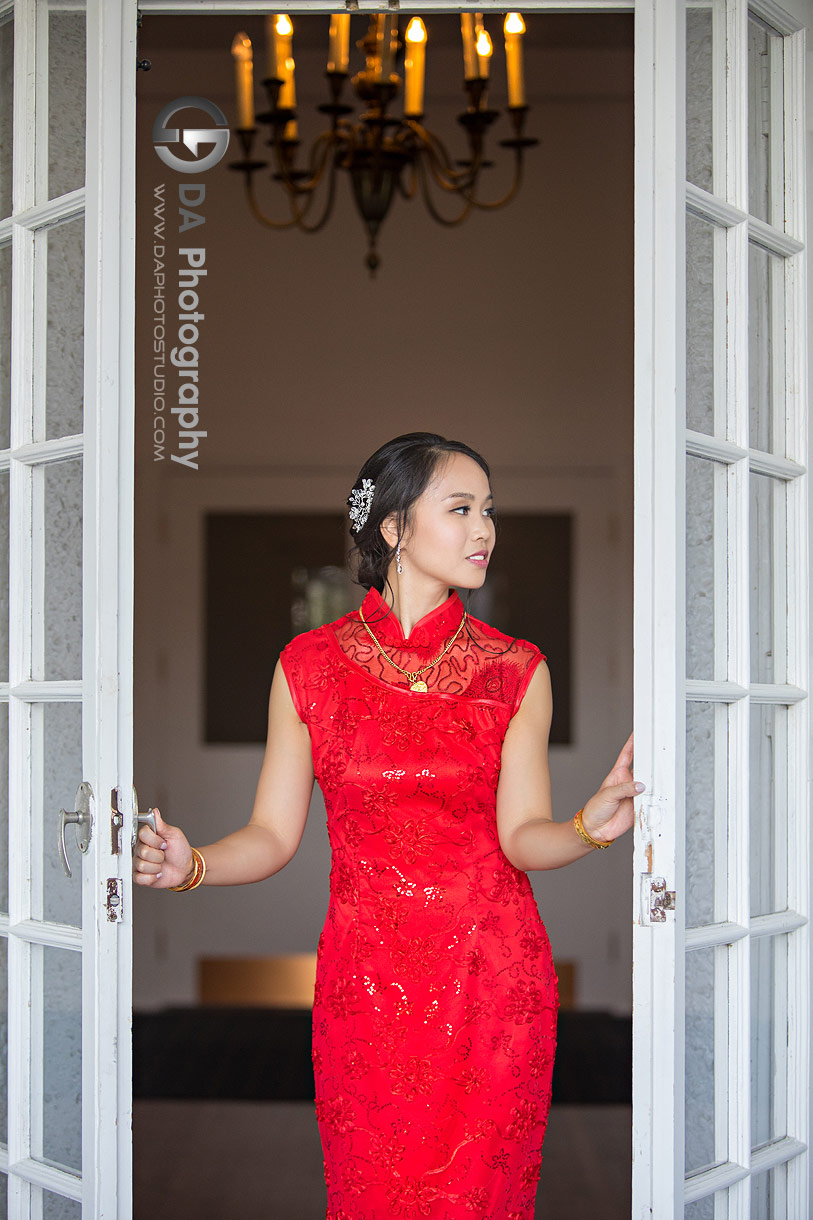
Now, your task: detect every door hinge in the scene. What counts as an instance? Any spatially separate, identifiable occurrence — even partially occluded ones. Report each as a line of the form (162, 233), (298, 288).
(105, 877), (124, 923)
(642, 875), (676, 924)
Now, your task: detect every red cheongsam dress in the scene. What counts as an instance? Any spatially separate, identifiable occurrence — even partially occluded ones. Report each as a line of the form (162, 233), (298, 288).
(279, 584), (559, 1220)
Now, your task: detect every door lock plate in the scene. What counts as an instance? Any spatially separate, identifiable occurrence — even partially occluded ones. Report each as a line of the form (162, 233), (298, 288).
(105, 878), (124, 923)
(642, 875), (676, 924)
(111, 787), (124, 855)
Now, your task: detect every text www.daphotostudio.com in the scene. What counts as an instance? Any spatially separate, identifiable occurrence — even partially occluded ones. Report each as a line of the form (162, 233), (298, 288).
(150, 97), (231, 470)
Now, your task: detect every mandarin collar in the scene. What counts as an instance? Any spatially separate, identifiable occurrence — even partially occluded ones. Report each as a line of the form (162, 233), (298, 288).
(356, 585), (465, 648)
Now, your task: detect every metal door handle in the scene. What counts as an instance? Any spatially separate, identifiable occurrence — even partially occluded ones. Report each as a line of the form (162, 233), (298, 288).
(131, 785), (157, 850)
(58, 781), (94, 878)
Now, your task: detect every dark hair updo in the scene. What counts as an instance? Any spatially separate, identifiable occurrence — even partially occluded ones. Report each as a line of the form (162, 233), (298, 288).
(347, 432), (492, 594)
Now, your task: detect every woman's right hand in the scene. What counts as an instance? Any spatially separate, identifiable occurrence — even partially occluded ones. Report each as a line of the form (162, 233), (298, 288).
(133, 807), (194, 889)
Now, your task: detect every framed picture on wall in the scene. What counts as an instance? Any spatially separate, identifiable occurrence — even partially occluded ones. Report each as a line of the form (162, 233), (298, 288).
(204, 512), (572, 744)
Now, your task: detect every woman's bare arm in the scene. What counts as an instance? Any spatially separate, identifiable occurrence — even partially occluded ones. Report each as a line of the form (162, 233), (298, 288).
(496, 660), (640, 871)
(134, 658), (315, 888)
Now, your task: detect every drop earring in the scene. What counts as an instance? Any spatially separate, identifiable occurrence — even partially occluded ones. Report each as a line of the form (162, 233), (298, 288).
(396, 542), (402, 574)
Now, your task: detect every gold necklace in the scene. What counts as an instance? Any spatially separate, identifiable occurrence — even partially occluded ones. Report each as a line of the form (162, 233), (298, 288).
(358, 602), (468, 692)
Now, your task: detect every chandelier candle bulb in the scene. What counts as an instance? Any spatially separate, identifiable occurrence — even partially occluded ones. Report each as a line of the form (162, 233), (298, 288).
(277, 14), (297, 114)
(404, 18), (426, 117)
(231, 32), (254, 129)
(475, 23), (493, 79)
(327, 13), (350, 73)
(460, 13), (478, 80)
(265, 14), (280, 79)
(367, 14), (378, 78)
(371, 14), (384, 80)
(280, 53), (297, 110)
(503, 12), (526, 108)
(378, 13), (398, 81)
(226, 11), (540, 273)
(272, 14), (294, 98)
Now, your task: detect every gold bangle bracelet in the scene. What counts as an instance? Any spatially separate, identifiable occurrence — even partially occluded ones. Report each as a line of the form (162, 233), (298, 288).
(170, 847), (207, 891)
(573, 808), (612, 850)
(169, 853), (198, 891)
(171, 848), (204, 890)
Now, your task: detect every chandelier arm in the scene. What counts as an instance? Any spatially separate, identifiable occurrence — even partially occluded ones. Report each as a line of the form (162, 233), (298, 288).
(244, 175), (311, 230)
(459, 151), (525, 210)
(263, 134), (320, 201)
(264, 131), (333, 200)
(415, 153), (474, 227)
(397, 158), (419, 200)
(424, 140), (495, 199)
(295, 151), (340, 234)
(422, 149), (479, 195)
(291, 131), (337, 195)
(407, 121), (480, 191)
(391, 130), (418, 198)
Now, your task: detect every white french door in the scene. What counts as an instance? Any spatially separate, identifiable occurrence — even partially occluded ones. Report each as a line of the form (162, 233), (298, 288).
(632, 0), (810, 1216)
(0, 1), (137, 1216)
(1, 0), (809, 1215)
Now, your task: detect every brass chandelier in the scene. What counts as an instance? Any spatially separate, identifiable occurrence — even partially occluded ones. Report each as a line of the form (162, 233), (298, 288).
(229, 12), (537, 274)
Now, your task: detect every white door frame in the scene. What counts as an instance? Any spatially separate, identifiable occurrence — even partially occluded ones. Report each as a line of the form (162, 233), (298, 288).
(632, 0), (811, 1216)
(630, 2), (685, 1213)
(107, 0), (813, 1215)
(83, 2), (138, 1215)
(0, 0), (137, 1215)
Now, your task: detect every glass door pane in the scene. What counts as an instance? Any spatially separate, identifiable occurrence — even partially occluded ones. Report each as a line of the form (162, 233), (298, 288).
(685, 945), (729, 1173)
(35, 945), (82, 1173)
(749, 703), (787, 919)
(686, 455), (728, 680)
(748, 243), (786, 456)
(44, 220), (85, 442)
(686, 212), (723, 437)
(42, 458), (83, 681)
(750, 933), (787, 1148)
(686, 701), (729, 929)
(0, 243), (9, 450)
(686, 3), (717, 193)
(48, 6), (86, 201)
(747, 16), (785, 228)
(40, 702), (84, 927)
(0, 12), (11, 220)
(749, 1163), (787, 1220)
(42, 1192), (81, 1220)
(749, 472), (787, 686)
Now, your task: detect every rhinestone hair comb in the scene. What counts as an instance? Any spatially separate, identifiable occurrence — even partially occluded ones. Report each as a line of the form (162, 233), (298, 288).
(348, 478), (375, 533)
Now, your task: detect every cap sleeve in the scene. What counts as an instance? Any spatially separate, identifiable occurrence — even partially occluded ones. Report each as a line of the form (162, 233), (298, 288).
(279, 638), (308, 725)
(510, 644), (547, 718)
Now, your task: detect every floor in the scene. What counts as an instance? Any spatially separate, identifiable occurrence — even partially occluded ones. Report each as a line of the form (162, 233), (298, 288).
(133, 1100), (632, 1219)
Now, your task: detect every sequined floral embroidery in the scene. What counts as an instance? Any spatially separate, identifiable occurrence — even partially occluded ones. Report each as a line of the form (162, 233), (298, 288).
(388, 1054), (439, 1100)
(377, 702), (435, 751)
(501, 980), (551, 1026)
(386, 1175), (439, 1217)
(505, 1099), (540, 1140)
(277, 586), (557, 1219)
(391, 935), (442, 983)
(384, 818), (435, 863)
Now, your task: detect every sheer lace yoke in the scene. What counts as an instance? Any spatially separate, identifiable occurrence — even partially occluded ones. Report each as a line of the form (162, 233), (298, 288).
(328, 584), (545, 708)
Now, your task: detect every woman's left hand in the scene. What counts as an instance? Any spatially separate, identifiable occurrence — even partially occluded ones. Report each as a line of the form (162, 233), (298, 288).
(580, 732), (643, 844)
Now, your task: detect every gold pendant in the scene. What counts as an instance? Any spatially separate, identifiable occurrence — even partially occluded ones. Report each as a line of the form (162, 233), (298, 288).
(410, 679), (428, 693)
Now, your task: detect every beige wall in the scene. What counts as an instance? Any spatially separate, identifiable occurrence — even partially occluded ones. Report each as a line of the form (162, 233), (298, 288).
(132, 13), (635, 1013)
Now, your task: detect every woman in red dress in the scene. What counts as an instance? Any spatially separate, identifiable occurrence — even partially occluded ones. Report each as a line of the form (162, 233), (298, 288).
(135, 432), (640, 1219)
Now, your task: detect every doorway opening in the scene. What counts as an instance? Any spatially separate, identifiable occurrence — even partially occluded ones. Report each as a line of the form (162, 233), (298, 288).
(131, 12), (634, 1218)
